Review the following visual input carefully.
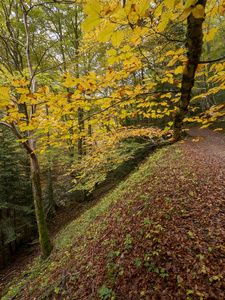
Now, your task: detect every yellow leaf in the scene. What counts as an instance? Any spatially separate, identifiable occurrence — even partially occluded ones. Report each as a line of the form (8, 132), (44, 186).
(0, 86), (10, 95)
(164, 0), (175, 9)
(192, 4), (205, 19)
(0, 99), (10, 109)
(200, 124), (210, 129)
(130, 34), (141, 45)
(124, 0), (135, 15)
(210, 6), (218, 17)
(214, 128), (223, 131)
(78, 84), (86, 93)
(218, 0), (225, 16)
(20, 77), (29, 86)
(174, 0), (183, 9)
(83, 0), (100, 16)
(113, 8), (127, 19)
(111, 30), (123, 48)
(11, 79), (21, 87)
(37, 86), (49, 93)
(182, 7), (192, 19)
(133, 26), (142, 35)
(121, 45), (131, 52)
(174, 65), (183, 75)
(15, 88), (29, 94)
(157, 11), (173, 32)
(154, 3), (162, 18)
(106, 49), (117, 56)
(166, 50), (175, 56)
(62, 72), (70, 79)
(128, 11), (139, 23)
(81, 15), (100, 32)
(184, 0), (198, 9)
(125, 88), (133, 95)
(139, 0), (150, 17)
(98, 26), (114, 42)
(108, 56), (117, 65)
(205, 28), (219, 42)
(171, 11), (181, 20)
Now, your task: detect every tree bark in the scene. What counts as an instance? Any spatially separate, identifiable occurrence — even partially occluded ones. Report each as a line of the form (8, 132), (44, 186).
(173, 0), (207, 141)
(30, 153), (52, 258)
(3, 121), (53, 258)
(19, 0), (52, 257)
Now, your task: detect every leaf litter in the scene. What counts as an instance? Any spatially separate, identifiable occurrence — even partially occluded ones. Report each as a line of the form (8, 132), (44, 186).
(1, 128), (225, 300)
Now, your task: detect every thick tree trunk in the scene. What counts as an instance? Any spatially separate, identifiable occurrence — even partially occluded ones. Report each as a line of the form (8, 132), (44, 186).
(173, 0), (207, 141)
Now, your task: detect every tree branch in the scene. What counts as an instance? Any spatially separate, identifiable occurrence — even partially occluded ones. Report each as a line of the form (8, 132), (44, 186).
(27, 1), (83, 13)
(0, 35), (25, 47)
(0, 121), (13, 130)
(199, 55), (225, 64)
(80, 89), (180, 123)
(0, 121), (34, 154)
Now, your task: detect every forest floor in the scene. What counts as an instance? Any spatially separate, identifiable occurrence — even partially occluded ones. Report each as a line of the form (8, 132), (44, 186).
(0, 127), (225, 300)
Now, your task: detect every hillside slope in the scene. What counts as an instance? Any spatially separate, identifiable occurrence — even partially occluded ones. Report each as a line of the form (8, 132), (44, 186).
(1, 128), (225, 300)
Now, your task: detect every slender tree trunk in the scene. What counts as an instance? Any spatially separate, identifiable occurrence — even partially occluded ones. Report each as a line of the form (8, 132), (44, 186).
(30, 153), (52, 257)
(173, 0), (207, 141)
(78, 107), (84, 158)
(20, 0), (52, 257)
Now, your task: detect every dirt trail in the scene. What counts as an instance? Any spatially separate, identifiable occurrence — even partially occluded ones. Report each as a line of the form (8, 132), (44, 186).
(186, 127), (225, 162)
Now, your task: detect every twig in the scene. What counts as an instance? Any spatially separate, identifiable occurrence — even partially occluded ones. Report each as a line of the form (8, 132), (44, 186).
(61, 268), (66, 291)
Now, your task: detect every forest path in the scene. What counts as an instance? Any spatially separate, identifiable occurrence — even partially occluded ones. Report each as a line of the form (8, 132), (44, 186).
(185, 127), (225, 162)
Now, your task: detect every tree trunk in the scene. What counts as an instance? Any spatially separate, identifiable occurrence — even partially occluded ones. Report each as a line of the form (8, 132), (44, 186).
(30, 152), (52, 258)
(78, 107), (84, 158)
(173, 0), (207, 141)
(20, 0), (52, 257)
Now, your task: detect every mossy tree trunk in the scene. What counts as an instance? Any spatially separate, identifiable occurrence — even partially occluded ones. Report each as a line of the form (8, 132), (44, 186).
(30, 152), (52, 258)
(173, 0), (207, 141)
(21, 0), (52, 257)
(0, 121), (52, 258)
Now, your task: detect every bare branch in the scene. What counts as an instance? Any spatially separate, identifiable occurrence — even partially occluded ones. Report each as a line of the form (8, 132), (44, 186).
(0, 35), (25, 47)
(199, 55), (225, 64)
(0, 121), (13, 130)
(27, 1), (83, 13)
